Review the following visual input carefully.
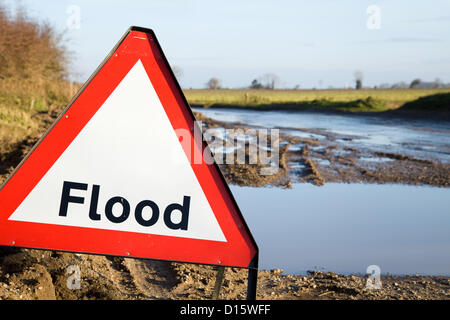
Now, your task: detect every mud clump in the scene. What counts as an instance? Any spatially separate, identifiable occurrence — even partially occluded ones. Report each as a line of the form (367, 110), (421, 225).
(218, 143), (292, 188)
(298, 145), (324, 186)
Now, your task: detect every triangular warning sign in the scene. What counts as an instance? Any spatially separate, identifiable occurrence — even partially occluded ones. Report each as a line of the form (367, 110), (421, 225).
(0, 27), (257, 268)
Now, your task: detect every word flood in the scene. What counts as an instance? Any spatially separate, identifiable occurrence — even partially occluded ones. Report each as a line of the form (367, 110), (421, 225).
(58, 181), (190, 230)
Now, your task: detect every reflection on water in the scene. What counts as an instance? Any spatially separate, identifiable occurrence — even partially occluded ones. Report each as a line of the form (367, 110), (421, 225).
(230, 183), (450, 275)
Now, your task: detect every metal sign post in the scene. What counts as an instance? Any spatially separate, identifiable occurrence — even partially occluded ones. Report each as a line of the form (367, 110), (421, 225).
(246, 253), (259, 300)
(247, 268), (258, 300)
(212, 266), (226, 299)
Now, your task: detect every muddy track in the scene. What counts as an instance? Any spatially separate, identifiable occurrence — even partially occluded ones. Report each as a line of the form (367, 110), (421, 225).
(298, 145), (325, 186)
(194, 111), (450, 188)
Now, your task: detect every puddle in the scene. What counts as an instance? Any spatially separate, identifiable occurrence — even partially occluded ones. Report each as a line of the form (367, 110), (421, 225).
(290, 163), (306, 170)
(288, 144), (303, 152)
(283, 129), (324, 141)
(309, 145), (326, 151)
(357, 135), (393, 146)
(312, 158), (331, 166)
(359, 157), (394, 163)
(231, 183), (450, 275)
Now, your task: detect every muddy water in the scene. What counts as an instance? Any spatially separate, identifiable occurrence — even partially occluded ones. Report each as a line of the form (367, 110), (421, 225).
(194, 108), (450, 163)
(230, 183), (450, 276)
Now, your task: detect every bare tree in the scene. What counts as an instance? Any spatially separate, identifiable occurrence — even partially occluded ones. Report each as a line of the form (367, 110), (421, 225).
(250, 79), (263, 89)
(259, 73), (280, 90)
(353, 70), (363, 90)
(433, 77), (442, 89)
(409, 78), (421, 89)
(392, 81), (408, 89)
(172, 65), (183, 80)
(206, 77), (221, 90)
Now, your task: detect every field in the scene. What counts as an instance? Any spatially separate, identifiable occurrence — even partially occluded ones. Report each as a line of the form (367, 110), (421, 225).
(184, 88), (450, 113)
(184, 88), (450, 105)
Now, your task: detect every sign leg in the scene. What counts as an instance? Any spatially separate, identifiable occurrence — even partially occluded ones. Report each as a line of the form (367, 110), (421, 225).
(246, 267), (258, 300)
(212, 266), (226, 299)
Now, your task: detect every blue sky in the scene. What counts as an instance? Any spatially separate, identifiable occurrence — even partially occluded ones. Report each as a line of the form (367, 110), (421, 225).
(3, 0), (450, 88)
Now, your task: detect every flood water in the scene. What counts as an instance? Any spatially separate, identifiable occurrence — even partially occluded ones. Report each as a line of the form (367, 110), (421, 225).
(195, 108), (450, 275)
(195, 108), (450, 163)
(231, 183), (450, 276)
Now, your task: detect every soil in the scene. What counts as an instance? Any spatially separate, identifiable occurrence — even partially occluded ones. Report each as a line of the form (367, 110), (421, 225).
(0, 109), (449, 300)
(0, 247), (449, 300)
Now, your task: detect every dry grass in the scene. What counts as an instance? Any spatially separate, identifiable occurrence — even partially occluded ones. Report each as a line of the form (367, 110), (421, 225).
(184, 88), (450, 110)
(0, 4), (73, 145)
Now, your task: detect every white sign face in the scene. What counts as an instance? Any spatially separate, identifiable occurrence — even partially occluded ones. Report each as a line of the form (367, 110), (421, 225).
(9, 60), (226, 242)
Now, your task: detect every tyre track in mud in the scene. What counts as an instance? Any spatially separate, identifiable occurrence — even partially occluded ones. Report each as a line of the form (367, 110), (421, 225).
(105, 256), (148, 299)
(122, 259), (180, 299)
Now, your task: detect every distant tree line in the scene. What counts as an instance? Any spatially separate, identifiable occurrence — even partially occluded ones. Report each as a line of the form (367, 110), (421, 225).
(377, 78), (445, 90)
(205, 73), (281, 90)
(202, 70), (447, 90)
